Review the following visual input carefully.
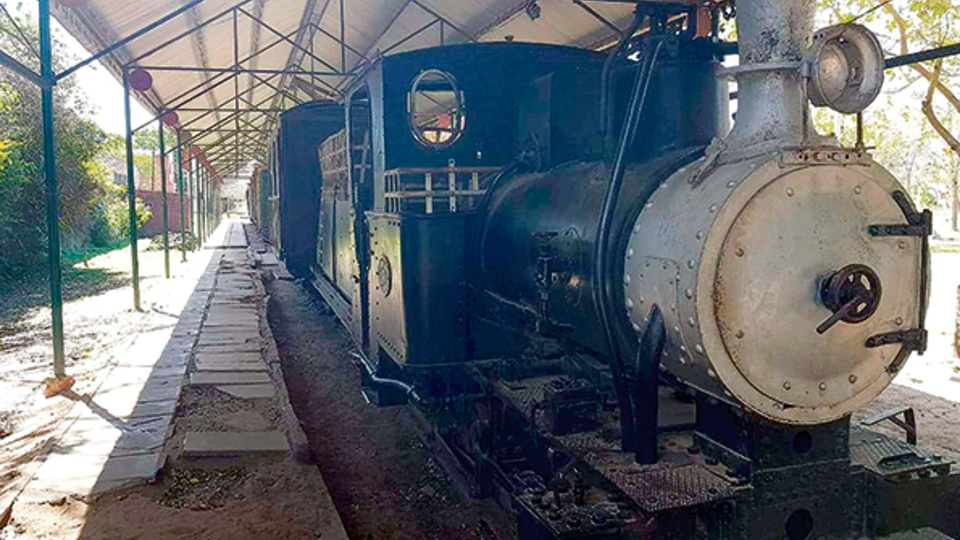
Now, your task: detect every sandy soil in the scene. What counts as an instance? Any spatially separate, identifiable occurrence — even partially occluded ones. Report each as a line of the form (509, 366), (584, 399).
(265, 278), (517, 540)
(1, 244), (213, 521)
(4, 227), (344, 540)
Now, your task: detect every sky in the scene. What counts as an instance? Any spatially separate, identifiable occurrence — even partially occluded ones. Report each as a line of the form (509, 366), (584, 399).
(9, 1), (152, 135)
(55, 21), (153, 135)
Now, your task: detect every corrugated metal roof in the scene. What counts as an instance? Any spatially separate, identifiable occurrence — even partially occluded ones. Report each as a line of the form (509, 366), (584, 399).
(52, 0), (699, 176)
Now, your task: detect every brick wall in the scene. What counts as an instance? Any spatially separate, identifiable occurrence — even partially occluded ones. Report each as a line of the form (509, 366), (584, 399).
(137, 190), (191, 237)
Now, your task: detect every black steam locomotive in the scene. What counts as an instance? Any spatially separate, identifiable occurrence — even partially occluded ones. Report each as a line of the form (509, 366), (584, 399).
(248, 1), (959, 538)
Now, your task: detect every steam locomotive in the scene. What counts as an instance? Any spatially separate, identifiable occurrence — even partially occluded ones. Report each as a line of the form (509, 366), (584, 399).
(248, 1), (959, 538)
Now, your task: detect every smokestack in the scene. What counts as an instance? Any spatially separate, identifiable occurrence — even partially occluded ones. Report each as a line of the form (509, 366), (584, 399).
(727, 0), (816, 148)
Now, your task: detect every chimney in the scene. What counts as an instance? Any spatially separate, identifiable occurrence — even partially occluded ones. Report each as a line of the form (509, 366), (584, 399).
(727, 0), (816, 149)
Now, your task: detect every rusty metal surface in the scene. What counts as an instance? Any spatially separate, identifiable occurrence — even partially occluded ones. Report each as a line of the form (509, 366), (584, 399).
(590, 457), (737, 513)
(850, 427), (952, 478)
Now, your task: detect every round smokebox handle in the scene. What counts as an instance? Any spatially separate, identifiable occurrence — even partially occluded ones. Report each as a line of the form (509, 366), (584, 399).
(816, 264), (882, 334)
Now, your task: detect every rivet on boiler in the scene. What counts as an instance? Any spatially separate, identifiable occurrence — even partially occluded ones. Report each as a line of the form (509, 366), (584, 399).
(853, 185), (862, 195)
(735, 247), (745, 257)
(819, 381), (827, 391)
(786, 187), (795, 197)
(695, 344), (704, 355)
(783, 381), (792, 390)
(685, 288), (693, 299)
(849, 374), (858, 384)
(895, 317), (903, 326)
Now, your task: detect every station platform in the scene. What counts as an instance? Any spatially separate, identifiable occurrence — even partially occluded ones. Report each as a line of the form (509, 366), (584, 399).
(6, 220), (347, 539)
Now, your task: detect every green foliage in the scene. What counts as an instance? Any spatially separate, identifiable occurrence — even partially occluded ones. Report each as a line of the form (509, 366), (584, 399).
(148, 231), (197, 252)
(0, 12), (152, 278)
(813, 0), (960, 226)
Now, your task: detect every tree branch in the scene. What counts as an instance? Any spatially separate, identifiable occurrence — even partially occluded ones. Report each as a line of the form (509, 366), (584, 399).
(884, 3), (960, 114)
(922, 61), (960, 155)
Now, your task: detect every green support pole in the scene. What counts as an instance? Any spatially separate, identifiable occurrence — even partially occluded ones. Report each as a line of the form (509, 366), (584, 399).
(159, 120), (170, 278)
(176, 130), (187, 262)
(122, 69), (141, 311)
(39, 0), (64, 378)
(198, 164), (205, 242)
(189, 151), (199, 249)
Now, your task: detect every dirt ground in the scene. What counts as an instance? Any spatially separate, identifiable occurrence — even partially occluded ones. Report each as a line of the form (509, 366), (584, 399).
(3, 229), (344, 540)
(7, 463), (330, 540)
(265, 278), (518, 540)
(1, 244), (210, 521)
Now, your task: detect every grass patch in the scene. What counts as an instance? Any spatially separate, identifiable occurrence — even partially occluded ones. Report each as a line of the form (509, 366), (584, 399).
(0, 240), (132, 323)
(931, 243), (960, 254)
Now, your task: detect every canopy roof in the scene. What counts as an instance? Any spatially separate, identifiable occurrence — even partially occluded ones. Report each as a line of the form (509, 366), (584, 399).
(53, 0), (702, 177)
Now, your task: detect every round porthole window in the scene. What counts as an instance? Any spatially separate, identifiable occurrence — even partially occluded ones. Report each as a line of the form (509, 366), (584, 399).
(408, 69), (465, 148)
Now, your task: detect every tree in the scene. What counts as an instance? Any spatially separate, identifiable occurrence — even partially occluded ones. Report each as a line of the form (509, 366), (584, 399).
(0, 12), (150, 276)
(818, 0), (960, 231)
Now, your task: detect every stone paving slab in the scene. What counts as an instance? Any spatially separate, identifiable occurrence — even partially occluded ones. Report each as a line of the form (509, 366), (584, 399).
(196, 343), (261, 354)
(19, 452), (163, 501)
(183, 431), (288, 458)
(196, 358), (268, 372)
(197, 333), (258, 346)
(214, 384), (277, 399)
(190, 372), (272, 386)
(195, 351), (263, 363)
(129, 399), (178, 419)
(203, 314), (260, 326)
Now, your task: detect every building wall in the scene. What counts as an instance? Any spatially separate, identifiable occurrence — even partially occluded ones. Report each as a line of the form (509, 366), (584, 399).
(136, 190), (191, 237)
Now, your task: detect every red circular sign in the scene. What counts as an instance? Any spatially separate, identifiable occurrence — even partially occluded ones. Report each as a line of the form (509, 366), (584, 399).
(162, 111), (179, 127)
(129, 68), (152, 91)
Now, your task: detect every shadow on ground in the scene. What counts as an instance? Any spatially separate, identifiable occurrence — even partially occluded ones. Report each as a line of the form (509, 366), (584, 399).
(0, 263), (130, 325)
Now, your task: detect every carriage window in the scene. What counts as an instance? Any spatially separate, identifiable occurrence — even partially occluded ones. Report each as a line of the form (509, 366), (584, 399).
(408, 69), (465, 148)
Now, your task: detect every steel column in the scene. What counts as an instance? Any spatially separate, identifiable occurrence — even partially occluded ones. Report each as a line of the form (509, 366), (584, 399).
(159, 120), (170, 278)
(122, 68), (142, 310)
(39, 0), (65, 377)
(176, 130), (187, 262)
(189, 150), (198, 247)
